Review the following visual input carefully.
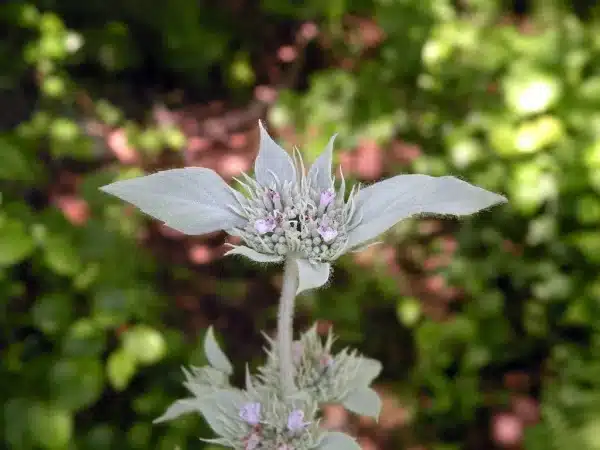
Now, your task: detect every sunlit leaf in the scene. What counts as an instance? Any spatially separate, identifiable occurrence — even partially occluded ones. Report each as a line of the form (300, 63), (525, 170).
(341, 387), (382, 420)
(28, 403), (73, 450)
(122, 325), (166, 366)
(0, 219), (35, 267)
(107, 348), (137, 391)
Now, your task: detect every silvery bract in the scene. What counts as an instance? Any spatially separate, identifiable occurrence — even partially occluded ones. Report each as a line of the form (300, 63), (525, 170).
(100, 121), (507, 294)
(258, 325), (383, 420)
(155, 326), (360, 450)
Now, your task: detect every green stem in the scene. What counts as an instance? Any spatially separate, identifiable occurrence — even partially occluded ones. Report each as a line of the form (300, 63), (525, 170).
(277, 257), (299, 397)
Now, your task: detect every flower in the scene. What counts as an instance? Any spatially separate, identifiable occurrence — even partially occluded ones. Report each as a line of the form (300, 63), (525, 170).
(240, 402), (262, 426)
(244, 432), (261, 450)
(101, 121), (506, 294)
(286, 409), (310, 432)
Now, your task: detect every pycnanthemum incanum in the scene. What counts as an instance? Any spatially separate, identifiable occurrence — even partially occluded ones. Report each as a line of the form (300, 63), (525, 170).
(100, 121), (506, 293)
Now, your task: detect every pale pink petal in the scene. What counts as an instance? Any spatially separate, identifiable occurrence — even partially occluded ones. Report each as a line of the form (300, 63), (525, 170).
(107, 129), (139, 164)
(254, 86), (278, 103)
(188, 244), (213, 264)
(338, 151), (355, 175)
(299, 22), (319, 41)
(55, 196), (90, 226)
(355, 139), (383, 180)
(492, 413), (523, 447)
(187, 136), (211, 154)
(278, 46), (297, 62)
(219, 154), (251, 179)
(322, 404), (348, 429)
(229, 133), (247, 149)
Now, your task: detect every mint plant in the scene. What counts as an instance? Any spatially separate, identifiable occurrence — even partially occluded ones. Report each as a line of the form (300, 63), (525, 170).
(100, 121), (506, 449)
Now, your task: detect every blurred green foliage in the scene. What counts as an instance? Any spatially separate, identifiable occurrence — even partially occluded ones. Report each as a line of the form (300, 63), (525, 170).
(3, 0), (600, 449)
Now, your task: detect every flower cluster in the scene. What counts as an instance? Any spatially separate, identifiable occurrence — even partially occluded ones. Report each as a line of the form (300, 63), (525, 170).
(229, 151), (359, 265)
(237, 399), (317, 450)
(100, 121), (506, 294)
(258, 325), (382, 419)
(154, 327), (353, 450)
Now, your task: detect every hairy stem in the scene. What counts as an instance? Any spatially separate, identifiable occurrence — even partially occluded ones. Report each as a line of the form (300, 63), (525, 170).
(277, 257), (299, 397)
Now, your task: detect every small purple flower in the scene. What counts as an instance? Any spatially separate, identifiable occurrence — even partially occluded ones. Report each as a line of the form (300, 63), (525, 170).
(255, 217), (277, 234)
(319, 189), (335, 208)
(240, 402), (261, 426)
(287, 409), (310, 432)
(267, 188), (280, 200)
(244, 432), (261, 450)
(317, 223), (338, 243)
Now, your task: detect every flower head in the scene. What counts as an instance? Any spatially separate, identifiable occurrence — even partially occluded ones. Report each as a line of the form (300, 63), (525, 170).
(100, 121), (506, 294)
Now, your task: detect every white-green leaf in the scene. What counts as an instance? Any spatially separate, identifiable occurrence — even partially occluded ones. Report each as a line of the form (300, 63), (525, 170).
(196, 389), (246, 437)
(353, 357), (382, 387)
(254, 121), (297, 185)
(317, 431), (361, 450)
(295, 259), (331, 294)
(183, 381), (213, 399)
(224, 245), (284, 263)
(100, 168), (247, 235)
(199, 437), (232, 446)
(203, 327), (233, 375)
(308, 134), (337, 191)
(244, 364), (253, 391)
(182, 366), (229, 397)
(348, 175), (507, 249)
(153, 399), (198, 423)
(342, 387), (382, 420)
